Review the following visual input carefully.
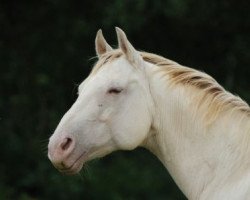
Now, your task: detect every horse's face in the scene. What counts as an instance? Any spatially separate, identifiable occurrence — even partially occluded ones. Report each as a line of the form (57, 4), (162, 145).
(48, 28), (153, 174)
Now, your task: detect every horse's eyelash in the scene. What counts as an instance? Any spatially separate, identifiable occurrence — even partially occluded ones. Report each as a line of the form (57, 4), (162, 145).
(107, 87), (123, 94)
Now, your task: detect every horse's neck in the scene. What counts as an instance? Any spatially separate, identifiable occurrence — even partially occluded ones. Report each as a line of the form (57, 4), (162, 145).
(143, 64), (250, 199)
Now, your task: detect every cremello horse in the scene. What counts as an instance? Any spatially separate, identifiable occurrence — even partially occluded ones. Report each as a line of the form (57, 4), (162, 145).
(48, 28), (250, 200)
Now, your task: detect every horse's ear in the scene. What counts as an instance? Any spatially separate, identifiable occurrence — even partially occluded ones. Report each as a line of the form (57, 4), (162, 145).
(95, 29), (112, 57)
(116, 27), (143, 66)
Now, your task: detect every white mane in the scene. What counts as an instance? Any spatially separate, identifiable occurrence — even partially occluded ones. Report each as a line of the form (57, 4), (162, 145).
(92, 49), (250, 124)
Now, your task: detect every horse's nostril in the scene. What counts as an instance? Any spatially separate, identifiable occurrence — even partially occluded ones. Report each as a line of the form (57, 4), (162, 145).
(60, 137), (73, 151)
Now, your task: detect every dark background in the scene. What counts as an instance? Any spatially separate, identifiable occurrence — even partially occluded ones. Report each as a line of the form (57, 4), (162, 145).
(1, 0), (249, 199)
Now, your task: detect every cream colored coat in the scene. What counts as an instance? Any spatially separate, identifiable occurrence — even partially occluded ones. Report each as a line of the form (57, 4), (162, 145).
(48, 28), (250, 200)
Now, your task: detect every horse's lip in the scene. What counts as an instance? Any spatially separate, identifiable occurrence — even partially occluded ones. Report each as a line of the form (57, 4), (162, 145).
(57, 151), (87, 175)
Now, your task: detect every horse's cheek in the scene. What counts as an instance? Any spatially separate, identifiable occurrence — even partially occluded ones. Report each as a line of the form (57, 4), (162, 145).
(110, 109), (150, 150)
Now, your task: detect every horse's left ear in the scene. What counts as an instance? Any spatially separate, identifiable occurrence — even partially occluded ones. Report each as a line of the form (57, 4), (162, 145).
(116, 27), (143, 66)
(95, 29), (113, 58)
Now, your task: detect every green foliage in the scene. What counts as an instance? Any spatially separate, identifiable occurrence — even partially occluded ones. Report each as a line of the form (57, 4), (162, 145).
(0, 0), (249, 199)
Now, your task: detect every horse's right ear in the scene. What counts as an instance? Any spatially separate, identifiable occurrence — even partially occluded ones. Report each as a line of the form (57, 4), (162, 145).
(95, 29), (112, 57)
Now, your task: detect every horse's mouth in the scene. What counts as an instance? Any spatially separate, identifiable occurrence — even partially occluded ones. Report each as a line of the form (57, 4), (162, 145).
(56, 151), (87, 175)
